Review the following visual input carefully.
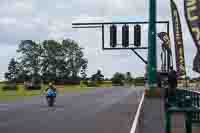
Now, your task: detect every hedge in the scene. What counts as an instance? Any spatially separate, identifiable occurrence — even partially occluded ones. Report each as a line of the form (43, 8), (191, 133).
(80, 80), (113, 87)
(1, 84), (19, 91)
(24, 84), (41, 90)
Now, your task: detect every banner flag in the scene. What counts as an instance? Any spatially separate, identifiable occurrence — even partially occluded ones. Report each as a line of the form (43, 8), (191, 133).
(184, 0), (200, 73)
(158, 32), (172, 53)
(170, 0), (186, 77)
(158, 32), (173, 71)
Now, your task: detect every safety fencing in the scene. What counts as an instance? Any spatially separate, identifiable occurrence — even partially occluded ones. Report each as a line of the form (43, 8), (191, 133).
(165, 88), (200, 133)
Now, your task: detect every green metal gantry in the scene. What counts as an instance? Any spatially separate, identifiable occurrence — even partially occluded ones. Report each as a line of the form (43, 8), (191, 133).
(148, 0), (157, 89)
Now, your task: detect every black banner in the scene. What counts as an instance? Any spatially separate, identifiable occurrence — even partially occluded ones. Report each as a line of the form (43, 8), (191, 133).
(184, 0), (200, 73)
(158, 32), (173, 71)
(158, 32), (172, 53)
(171, 0), (186, 77)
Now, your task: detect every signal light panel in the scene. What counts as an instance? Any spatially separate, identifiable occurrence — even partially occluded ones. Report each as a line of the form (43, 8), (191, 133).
(122, 24), (129, 47)
(110, 25), (117, 47)
(134, 25), (141, 47)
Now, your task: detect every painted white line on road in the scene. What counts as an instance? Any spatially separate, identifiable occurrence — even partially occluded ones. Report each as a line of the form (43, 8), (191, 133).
(130, 92), (145, 133)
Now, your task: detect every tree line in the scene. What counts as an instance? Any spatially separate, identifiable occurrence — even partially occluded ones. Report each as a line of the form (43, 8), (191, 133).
(5, 39), (88, 84)
(4, 38), (145, 88)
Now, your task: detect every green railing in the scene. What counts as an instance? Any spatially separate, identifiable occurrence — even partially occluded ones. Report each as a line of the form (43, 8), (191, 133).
(175, 89), (200, 122)
(165, 88), (200, 133)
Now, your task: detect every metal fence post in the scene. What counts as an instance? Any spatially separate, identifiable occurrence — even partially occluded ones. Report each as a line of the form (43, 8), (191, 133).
(166, 111), (171, 133)
(186, 112), (192, 133)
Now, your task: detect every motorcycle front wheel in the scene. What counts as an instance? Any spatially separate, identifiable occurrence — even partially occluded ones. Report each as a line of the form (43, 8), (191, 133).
(47, 97), (54, 107)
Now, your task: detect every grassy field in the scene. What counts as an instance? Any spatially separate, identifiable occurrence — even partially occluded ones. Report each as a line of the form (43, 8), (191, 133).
(0, 84), (42, 102)
(0, 82), (113, 102)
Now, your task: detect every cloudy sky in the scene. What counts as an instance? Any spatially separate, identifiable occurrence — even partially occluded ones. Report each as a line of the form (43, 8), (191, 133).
(0, 0), (199, 80)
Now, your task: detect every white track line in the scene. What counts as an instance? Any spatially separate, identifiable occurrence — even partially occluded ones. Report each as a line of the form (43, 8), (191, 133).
(130, 92), (145, 133)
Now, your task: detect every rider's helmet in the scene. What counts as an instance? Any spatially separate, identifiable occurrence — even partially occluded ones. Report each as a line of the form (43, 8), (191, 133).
(48, 82), (53, 88)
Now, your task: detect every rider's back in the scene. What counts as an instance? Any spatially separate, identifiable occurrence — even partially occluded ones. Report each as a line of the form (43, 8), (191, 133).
(46, 86), (57, 97)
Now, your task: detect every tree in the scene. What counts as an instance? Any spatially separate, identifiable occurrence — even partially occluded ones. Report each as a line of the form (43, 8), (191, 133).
(16, 39), (88, 83)
(125, 72), (133, 83)
(5, 58), (19, 82)
(17, 40), (42, 84)
(111, 72), (125, 85)
(39, 39), (88, 82)
(91, 70), (104, 81)
(80, 59), (88, 80)
(62, 39), (88, 79)
(88, 70), (104, 86)
(41, 40), (65, 82)
(105, 78), (110, 81)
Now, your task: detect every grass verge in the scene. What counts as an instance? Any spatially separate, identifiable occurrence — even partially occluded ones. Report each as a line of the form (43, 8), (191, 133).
(0, 85), (42, 102)
(0, 84), (108, 102)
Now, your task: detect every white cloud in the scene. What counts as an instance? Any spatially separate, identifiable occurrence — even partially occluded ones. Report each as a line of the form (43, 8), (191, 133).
(0, 17), (17, 25)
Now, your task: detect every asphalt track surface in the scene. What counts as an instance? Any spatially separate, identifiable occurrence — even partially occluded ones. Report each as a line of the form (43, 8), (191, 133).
(0, 87), (144, 133)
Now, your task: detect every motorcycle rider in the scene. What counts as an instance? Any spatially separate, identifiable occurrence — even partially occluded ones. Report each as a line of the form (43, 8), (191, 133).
(45, 82), (57, 97)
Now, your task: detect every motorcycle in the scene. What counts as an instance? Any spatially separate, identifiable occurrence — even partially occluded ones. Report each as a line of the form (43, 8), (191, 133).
(46, 89), (57, 107)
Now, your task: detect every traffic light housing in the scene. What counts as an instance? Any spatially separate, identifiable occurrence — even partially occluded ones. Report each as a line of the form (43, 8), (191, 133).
(122, 24), (129, 47)
(134, 24), (141, 47)
(110, 25), (117, 47)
